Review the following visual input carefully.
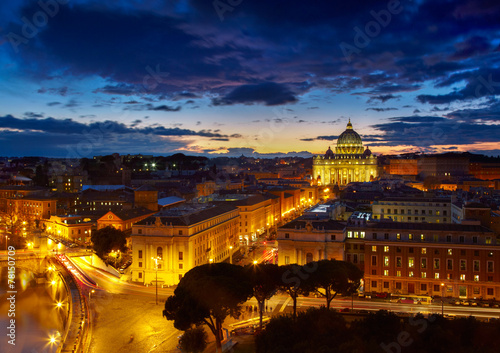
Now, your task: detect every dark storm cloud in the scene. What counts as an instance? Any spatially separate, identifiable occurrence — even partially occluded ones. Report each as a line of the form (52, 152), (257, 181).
(369, 114), (500, 147)
(300, 135), (339, 142)
(130, 119), (142, 127)
(211, 82), (298, 106)
(451, 35), (491, 60)
(172, 92), (200, 101)
(366, 107), (398, 112)
(0, 115), (240, 139)
(37, 86), (69, 96)
(1, 0), (499, 157)
(301, 101), (500, 147)
(418, 68), (500, 104)
(123, 103), (181, 112)
(4, 3), (254, 94)
(23, 112), (44, 118)
(446, 100), (500, 123)
(94, 83), (138, 96)
(0, 129), (193, 158)
(150, 105), (181, 112)
(63, 99), (80, 109)
(368, 84), (422, 94)
(367, 94), (402, 103)
(4, 0), (500, 107)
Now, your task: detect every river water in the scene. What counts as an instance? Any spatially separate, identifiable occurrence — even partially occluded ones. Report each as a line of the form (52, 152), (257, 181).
(0, 269), (66, 353)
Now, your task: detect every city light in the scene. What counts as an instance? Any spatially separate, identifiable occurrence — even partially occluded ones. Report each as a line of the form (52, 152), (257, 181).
(151, 256), (161, 305)
(56, 302), (63, 308)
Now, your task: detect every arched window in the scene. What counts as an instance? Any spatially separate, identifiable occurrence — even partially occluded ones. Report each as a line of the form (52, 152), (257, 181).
(157, 247), (163, 259)
(306, 252), (313, 263)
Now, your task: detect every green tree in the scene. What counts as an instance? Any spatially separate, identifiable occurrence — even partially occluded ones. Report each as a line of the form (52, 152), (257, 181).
(90, 226), (127, 258)
(278, 264), (313, 319)
(163, 263), (252, 350)
(307, 260), (363, 309)
(245, 263), (281, 330)
(178, 327), (207, 353)
(255, 307), (348, 353)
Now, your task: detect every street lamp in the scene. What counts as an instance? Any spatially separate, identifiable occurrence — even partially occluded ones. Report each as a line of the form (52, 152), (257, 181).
(111, 250), (120, 268)
(89, 289), (95, 307)
(229, 245), (233, 264)
(152, 257), (161, 305)
(441, 283), (445, 316)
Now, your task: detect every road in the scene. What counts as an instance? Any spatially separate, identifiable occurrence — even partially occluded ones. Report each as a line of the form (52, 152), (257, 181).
(61, 249), (500, 353)
(64, 255), (181, 353)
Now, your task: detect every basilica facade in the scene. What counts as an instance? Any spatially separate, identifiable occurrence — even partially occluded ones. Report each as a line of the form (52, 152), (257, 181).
(313, 120), (378, 186)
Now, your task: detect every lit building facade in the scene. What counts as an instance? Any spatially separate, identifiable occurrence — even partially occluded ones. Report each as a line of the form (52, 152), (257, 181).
(97, 208), (156, 233)
(44, 215), (93, 243)
(313, 120), (377, 186)
(130, 204), (239, 286)
(346, 220), (499, 299)
(372, 197), (452, 223)
(231, 194), (280, 244)
(277, 219), (346, 265)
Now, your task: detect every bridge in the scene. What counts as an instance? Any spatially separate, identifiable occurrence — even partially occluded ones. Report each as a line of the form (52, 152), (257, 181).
(0, 251), (91, 353)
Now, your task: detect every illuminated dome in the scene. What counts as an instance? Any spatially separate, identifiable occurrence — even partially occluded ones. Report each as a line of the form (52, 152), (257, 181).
(335, 119), (364, 156)
(324, 146), (334, 159)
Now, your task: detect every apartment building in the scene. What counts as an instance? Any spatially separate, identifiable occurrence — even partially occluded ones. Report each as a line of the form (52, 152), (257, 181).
(130, 203), (240, 286)
(345, 220), (499, 299)
(372, 197), (452, 223)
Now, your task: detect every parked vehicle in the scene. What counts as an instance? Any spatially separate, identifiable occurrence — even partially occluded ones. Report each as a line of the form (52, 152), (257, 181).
(389, 294), (432, 305)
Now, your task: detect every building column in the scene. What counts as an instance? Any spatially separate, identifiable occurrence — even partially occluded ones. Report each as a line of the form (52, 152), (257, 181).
(169, 243), (173, 271)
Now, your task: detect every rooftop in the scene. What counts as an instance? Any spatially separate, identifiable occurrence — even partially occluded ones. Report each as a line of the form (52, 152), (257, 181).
(357, 221), (493, 233)
(280, 218), (346, 231)
(137, 203), (238, 227)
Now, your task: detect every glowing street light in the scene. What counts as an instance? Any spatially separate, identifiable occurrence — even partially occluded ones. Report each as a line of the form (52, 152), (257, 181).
(48, 330), (60, 346)
(151, 257), (161, 305)
(111, 250), (120, 268)
(253, 260), (258, 265)
(229, 245), (233, 264)
(441, 283), (445, 316)
(56, 302), (63, 308)
(89, 289), (95, 307)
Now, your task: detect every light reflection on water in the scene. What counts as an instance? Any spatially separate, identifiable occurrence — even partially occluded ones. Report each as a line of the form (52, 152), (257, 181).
(0, 270), (66, 353)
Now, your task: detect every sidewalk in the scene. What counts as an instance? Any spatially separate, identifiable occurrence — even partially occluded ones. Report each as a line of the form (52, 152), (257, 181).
(200, 304), (279, 353)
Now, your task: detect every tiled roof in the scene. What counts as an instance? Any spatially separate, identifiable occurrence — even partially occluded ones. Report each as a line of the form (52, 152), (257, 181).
(108, 207), (155, 220)
(135, 184), (157, 192)
(356, 221), (493, 233)
(231, 194), (275, 206)
(280, 219), (346, 231)
(136, 203), (238, 227)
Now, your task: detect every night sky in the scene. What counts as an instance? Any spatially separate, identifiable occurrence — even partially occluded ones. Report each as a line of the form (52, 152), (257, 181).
(0, 0), (499, 158)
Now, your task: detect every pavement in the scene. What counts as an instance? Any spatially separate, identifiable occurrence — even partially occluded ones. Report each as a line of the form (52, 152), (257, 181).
(87, 291), (181, 353)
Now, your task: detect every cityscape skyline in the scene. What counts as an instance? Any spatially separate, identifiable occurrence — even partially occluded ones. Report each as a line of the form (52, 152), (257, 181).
(1, 0), (499, 158)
